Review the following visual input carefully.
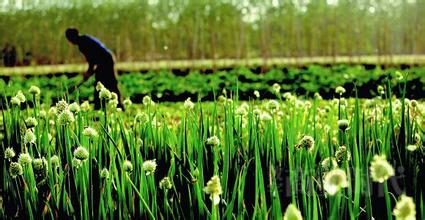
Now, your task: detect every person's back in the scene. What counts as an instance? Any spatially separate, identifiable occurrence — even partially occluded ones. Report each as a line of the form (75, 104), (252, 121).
(77, 35), (113, 65)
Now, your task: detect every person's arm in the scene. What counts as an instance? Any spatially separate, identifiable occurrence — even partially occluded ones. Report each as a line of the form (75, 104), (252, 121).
(84, 62), (95, 81)
(79, 37), (96, 81)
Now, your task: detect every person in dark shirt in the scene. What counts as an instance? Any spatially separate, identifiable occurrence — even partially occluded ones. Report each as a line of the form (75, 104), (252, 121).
(2, 43), (17, 67)
(65, 28), (123, 109)
(23, 52), (32, 66)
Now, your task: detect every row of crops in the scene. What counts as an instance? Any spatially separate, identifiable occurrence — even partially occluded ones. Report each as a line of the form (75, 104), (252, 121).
(2, 65), (425, 105)
(1, 71), (424, 219)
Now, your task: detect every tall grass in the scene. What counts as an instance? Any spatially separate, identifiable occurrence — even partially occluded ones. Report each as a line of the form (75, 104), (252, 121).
(1, 78), (424, 219)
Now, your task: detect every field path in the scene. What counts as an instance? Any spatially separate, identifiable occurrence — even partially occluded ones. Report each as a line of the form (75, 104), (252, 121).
(1, 55), (425, 76)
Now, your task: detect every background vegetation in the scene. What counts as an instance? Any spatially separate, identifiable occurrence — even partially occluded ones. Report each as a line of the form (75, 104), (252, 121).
(2, 0), (425, 65)
(2, 65), (425, 104)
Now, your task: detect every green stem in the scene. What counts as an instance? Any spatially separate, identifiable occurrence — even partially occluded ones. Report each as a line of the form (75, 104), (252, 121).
(383, 182), (392, 220)
(126, 174), (155, 219)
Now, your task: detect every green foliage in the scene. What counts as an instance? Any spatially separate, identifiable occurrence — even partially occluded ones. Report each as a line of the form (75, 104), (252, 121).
(2, 65), (425, 103)
(1, 77), (425, 219)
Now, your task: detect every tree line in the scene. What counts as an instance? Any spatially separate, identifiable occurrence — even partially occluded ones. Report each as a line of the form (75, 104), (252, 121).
(1, 0), (424, 65)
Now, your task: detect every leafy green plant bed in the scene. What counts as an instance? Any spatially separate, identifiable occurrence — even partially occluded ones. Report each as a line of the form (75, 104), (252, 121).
(1, 65), (425, 105)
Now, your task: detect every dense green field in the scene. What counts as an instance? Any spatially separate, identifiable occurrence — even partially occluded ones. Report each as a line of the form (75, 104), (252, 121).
(2, 65), (425, 106)
(1, 73), (424, 219)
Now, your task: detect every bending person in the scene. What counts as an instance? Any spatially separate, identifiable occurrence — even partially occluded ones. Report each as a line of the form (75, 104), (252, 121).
(65, 28), (123, 109)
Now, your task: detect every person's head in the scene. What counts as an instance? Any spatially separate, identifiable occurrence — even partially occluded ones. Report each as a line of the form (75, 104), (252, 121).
(65, 28), (80, 44)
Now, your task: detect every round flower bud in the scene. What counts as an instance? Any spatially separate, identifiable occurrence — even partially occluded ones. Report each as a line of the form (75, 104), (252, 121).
(393, 194), (416, 220)
(406, 144), (417, 152)
(217, 95), (226, 104)
(253, 108), (262, 116)
(11, 96), (21, 105)
(49, 107), (57, 117)
(123, 160), (133, 172)
(123, 98), (132, 108)
(68, 102), (80, 113)
(203, 175), (222, 205)
(225, 98), (233, 105)
(272, 83), (281, 94)
(395, 71), (404, 81)
(108, 99), (118, 108)
(184, 98), (195, 110)
(9, 162), (23, 178)
(99, 88), (111, 100)
(236, 106), (248, 116)
(410, 100), (418, 109)
(335, 145), (351, 163)
(295, 135), (315, 152)
(314, 92), (323, 100)
(370, 155), (394, 183)
(283, 204), (303, 220)
(24, 129), (36, 145)
(159, 177), (172, 190)
(142, 159), (157, 176)
(321, 157), (338, 173)
(32, 157), (47, 175)
(253, 90), (260, 98)
(5, 147), (16, 159)
(323, 168), (349, 196)
(39, 110), (47, 118)
(143, 95), (155, 106)
(266, 100), (280, 112)
(28, 86), (41, 96)
(96, 82), (105, 91)
(377, 85), (385, 95)
(206, 136), (220, 146)
(335, 86), (346, 95)
(135, 113), (149, 124)
(50, 155), (60, 169)
(83, 127), (98, 138)
(337, 119), (349, 131)
(111, 92), (118, 101)
(100, 168), (110, 179)
(16, 90), (26, 102)
(74, 146), (89, 161)
(80, 101), (90, 111)
(55, 100), (68, 113)
(58, 110), (75, 125)
(25, 117), (38, 128)
(260, 112), (272, 121)
(414, 133), (421, 144)
(283, 92), (292, 100)
(72, 158), (82, 168)
(18, 153), (32, 165)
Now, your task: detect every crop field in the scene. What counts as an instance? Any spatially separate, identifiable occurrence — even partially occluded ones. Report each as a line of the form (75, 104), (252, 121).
(1, 70), (424, 219)
(2, 0), (425, 219)
(2, 65), (425, 104)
